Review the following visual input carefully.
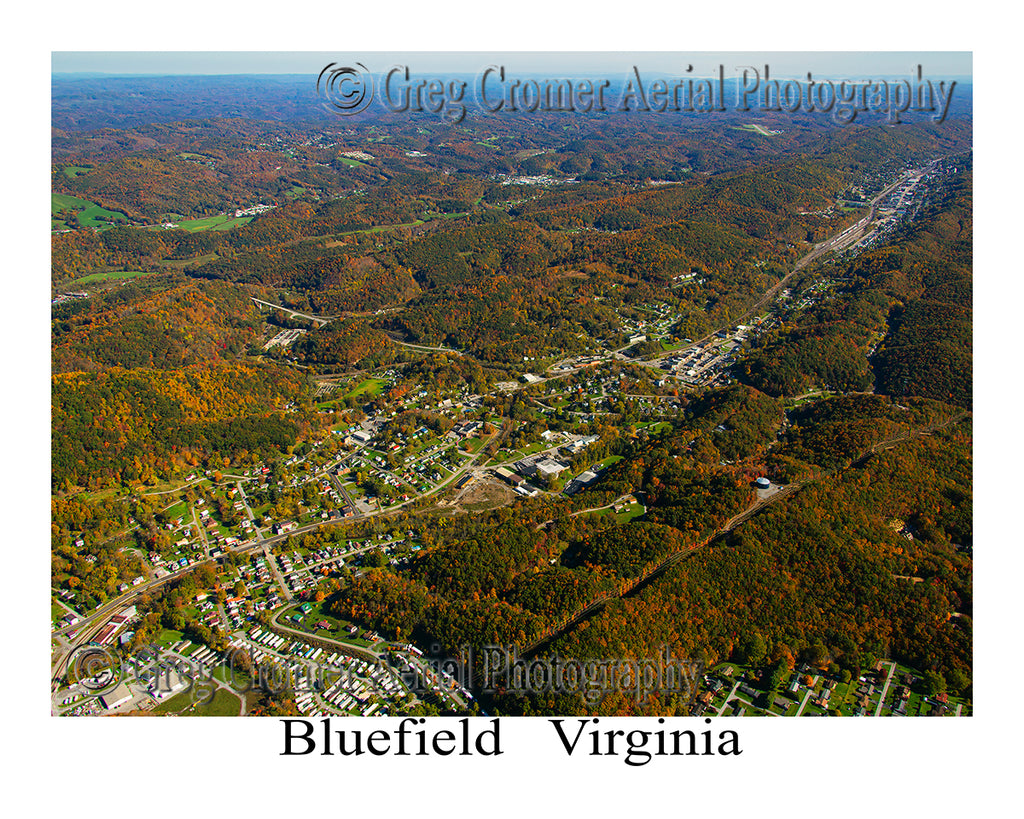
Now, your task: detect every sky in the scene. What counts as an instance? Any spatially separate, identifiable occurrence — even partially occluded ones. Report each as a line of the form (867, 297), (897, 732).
(51, 51), (972, 79)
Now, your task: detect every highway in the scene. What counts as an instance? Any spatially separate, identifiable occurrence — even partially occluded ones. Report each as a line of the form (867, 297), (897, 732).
(250, 298), (333, 326)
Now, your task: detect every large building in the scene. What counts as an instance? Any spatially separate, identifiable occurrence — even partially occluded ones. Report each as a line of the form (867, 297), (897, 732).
(535, 459), (568, 479)
(100, 682), (133, 710)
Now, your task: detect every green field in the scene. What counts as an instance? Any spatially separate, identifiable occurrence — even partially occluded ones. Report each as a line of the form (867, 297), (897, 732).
(157, 252), (220, 269)
(280, 602), (376, 648)
(69, 269), (158, 286)
(460, 437), (484, 454)
(338, 156), (366, 167)
(614, 501), (646, 523)
(52, 193), (128, 230)
(152, 685), (242, 716)
(155, 628), (184, 647)
(161, 214), (254, 232)
(62, 166), (92, 179)
(345, 378), (387, 398)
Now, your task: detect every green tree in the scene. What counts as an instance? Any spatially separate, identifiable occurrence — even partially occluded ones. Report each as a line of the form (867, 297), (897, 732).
(922, 670), (946, 696)
(736, 632), (767, 666)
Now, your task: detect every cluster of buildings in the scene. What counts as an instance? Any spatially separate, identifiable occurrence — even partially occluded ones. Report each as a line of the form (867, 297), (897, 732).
(657, 334), (741, 387)
(230, 628), (407, 717)
(51, 291), (89, 306)
(497, 173), (576, 186)
(233, 203), (275, 218)
(93, 605), (138, 647)
(263, 328), (307, 351)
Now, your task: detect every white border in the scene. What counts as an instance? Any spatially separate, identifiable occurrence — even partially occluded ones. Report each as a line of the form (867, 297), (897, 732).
(18, 1), (1017, 813)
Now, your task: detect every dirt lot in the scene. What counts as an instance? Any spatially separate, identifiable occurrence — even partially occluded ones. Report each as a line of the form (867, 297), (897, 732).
(447, 476), (516, 513)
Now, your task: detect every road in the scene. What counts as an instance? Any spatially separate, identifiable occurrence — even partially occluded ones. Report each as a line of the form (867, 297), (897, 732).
(874, 661), (897, 717)
(384, 332), (463, 356)
(234, 481), (291, 603)
(717, 680), (740, 716)
(250, 298), (333, 326)
(192, 507), (211, 557)
(265, 610), (468, 710)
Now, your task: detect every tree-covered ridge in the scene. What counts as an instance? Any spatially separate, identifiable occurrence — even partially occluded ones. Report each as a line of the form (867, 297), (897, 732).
(48, 102), (972, 719)
(769, 394), (956, 476)
(543, 421), (971, 714)
(871, 167), (972, 407)
(321, 375), (969, 715)
(52, 278), (261, 372)
(52, 362), (307, 490)
(741, 161), (972, 406)
(289, 318), (398, 369)
(328, 569), (546, 653)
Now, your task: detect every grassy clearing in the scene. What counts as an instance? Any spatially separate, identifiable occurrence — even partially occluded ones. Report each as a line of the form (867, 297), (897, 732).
(155, 629), (184, 647)
(344, 378), (387, 399)
(62, 166), (92, 179)
(731, 123), (781, 137)
(157, 253), (220, 268)
(281, 602), (375, 648)
(52, 193), (128, 229)
(460, 437), (484, 454)
(614, 502), (646, 523)
(52, 193), (92, 212)
(74, 486), (124, 504)
(69, 269), (156, 286)
(161, 214), (254, 232)
(163, 499), (189, 520)
(153, 686), (242, 716)
(213, 663), (254, 691)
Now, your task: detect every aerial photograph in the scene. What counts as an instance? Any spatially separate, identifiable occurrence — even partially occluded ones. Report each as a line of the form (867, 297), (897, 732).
(49, 49), (973, 727)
